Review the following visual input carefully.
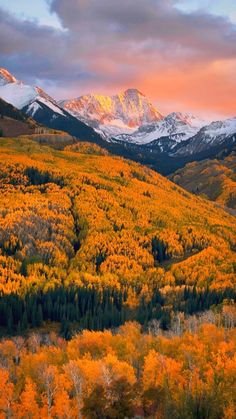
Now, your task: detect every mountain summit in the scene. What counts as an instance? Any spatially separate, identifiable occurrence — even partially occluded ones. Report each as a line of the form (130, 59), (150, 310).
(0, 68), (17, 85)
(0, 67), (56, 109)
(59, 88), (163, 137)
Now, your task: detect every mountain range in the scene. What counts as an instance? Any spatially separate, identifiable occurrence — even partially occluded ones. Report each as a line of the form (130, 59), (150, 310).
(0, 67), (236, 174)
(59, 84), (236, 157)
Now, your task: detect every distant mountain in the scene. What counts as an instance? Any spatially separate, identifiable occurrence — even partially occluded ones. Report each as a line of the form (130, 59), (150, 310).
(115, 112), (208, 148)
(59, 88), (163, 137)
(60, 86), (236, 161)
(0, 68), (57, 109)
(173, 117), (236, 156)
(0, 68), (104, 143)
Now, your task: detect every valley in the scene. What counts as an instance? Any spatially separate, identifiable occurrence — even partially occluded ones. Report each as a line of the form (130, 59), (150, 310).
(0, 136), (235, 299)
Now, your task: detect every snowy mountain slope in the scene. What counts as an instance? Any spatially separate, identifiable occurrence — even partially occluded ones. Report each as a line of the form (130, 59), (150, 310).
(59, 88), (163, 138)
(60, 89), (210, 150)
(114, 112), (208, 148)
(0, 68), (65, 115)
(174, 117), (236, 156)
(0, 68), (104, 143)
(0, 80), (39, 109)
(21, 98), (105, 144)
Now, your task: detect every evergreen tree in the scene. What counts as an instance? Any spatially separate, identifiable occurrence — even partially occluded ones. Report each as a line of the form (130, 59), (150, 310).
(35, 304), (43, 327)
(21, 310), (28, 331)
(60, 318), (72, 340)
(7, 307), (13, 334)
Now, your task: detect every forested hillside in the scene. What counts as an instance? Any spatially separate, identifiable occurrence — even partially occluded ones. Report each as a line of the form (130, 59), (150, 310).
(0, 136), (235, 335)
(0, 136), (235, 418)
(170, 152), (236, 211)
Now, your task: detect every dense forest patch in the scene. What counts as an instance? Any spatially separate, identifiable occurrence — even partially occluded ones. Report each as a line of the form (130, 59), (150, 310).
(0, 137), (235, 327)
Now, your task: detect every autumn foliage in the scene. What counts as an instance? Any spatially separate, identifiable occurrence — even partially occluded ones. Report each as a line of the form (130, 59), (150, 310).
(0, 321), (235, 418)
(0, 136), (235, 296)
(0, 136), (235, 417)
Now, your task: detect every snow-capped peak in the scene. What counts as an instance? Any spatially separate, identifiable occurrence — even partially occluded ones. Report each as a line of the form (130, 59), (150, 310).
(0, 68), (18, 86)
(0, 68), (66, 117)
(173, 116), (236, 156)
(59, 88), (163, 137)
(120, 88), (145, 99)
(199, 117), (236, 139)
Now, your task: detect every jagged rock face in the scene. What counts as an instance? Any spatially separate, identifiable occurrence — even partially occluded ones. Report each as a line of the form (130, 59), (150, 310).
(59, 88), (163, 136)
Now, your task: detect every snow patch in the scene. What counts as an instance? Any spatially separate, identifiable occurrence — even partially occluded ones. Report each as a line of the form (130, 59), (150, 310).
(0, 82), (38, 109)
(59, 88), (163, 138)
(27, 101), (42, 117)
(37, 97), (65, 116)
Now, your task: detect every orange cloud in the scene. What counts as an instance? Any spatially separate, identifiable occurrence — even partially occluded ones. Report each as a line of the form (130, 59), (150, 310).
(126, 59), (236, 118)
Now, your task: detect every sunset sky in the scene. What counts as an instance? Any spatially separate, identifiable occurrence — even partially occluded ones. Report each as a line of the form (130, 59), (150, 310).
(0, 0), (236, 119)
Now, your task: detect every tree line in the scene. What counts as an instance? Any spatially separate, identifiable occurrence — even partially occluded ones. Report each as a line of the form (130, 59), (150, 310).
(0, 285), (234, 338)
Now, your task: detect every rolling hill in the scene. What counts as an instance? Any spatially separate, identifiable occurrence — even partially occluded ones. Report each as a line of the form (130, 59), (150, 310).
(170, 152), (236, 211)
(0, 135), (235, 297)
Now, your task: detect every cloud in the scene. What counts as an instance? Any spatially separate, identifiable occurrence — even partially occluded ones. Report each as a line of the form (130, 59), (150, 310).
(0, 0), (236, 116)
(50, 0), (236, 59)
(0, 8), (92, 87)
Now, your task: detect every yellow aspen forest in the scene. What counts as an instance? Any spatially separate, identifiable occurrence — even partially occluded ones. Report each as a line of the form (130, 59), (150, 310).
(0, 137), (235, 418)
(0, 137), (235, 293)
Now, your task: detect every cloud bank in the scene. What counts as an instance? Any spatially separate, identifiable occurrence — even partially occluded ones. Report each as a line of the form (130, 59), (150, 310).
(0, 0), (236, 117)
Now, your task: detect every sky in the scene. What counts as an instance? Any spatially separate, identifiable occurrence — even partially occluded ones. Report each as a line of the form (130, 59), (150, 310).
(0, 0), (236, 119)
